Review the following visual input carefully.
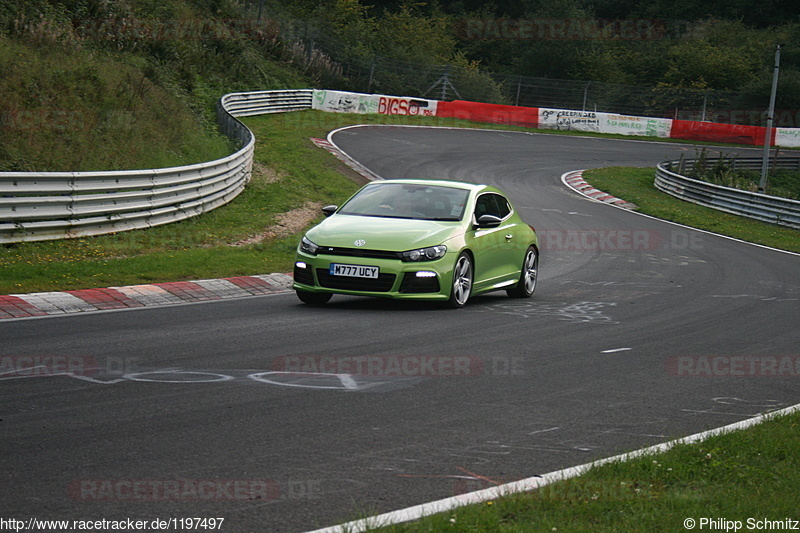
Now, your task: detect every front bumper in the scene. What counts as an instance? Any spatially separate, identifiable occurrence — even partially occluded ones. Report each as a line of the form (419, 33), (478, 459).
(293, 252), (454, 301)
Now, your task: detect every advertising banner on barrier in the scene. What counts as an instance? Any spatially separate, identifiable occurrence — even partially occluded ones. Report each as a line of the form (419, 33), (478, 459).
(600, 113), (672, 137)
(776, 128), (800, 148)
(539, 108), (600, 132)
(311, 90), (800, 147)
(670, 120), (768, 146)
(312, 90), (437, 117)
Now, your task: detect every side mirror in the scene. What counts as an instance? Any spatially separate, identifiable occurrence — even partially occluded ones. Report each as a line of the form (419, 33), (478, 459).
(322, 205), (338, 217)
(476, 214), (503, 228)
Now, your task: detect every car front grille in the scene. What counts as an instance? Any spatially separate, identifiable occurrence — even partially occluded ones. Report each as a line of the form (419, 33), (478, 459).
(318, 247), (402, 260)
(316, 269), (396, 292)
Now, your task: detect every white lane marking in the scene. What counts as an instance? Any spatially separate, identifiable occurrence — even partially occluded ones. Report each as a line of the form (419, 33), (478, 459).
(713, 397), (783, 407)
(125, 370), (235, 383)
(248, 371), (358, 390)
(0, 365), (50, 378)
(600, 348), (632, 354)
(338, 374), (359, 390)
(1, 367), (369, 391)
(304, 402), (800, 533)
(68, 374), (127, 384)
(712, 294), (799, 301)
(527, 426), (560, 436)
(0, 369), (126, 384)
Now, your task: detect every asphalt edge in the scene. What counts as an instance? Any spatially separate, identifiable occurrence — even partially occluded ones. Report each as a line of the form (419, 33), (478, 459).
(305, 402), (800, 533)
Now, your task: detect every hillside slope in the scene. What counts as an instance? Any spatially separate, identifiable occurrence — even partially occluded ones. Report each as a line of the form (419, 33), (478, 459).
(0, 0), (309, 171)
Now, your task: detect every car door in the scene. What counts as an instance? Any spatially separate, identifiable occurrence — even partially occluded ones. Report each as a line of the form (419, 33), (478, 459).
(468, 193), (521, 291)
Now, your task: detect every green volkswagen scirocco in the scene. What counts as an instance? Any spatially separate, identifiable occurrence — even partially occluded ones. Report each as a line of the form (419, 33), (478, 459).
(294, 179), (538, 307)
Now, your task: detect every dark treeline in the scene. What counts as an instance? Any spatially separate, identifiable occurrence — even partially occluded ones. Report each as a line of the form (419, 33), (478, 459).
(3, 0), (799, 120)
(266, 0), (800, 109)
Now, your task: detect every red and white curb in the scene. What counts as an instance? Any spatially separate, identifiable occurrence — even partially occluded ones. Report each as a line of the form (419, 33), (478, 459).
(562, 170), (638, 210)
(0, 274), (293, 319)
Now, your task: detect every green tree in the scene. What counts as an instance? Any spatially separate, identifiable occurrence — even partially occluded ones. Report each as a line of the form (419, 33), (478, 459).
(660, 20), (765, 91)
(373, 3), (456, 63)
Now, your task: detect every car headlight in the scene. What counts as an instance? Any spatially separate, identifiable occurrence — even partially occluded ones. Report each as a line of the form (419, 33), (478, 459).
(299, 236), (319, 256)
(401, 245), (447, 262)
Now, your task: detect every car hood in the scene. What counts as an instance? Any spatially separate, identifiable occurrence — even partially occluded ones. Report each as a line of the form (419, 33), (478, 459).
(307, 214), (463, 251)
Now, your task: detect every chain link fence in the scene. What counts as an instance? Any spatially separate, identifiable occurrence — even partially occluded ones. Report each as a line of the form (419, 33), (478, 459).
(309, 53), (768, 126)
(241, 4), (789, 128)
(354, 61), (747, 124)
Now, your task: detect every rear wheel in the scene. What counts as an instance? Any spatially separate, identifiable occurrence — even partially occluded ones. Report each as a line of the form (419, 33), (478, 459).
(296, 290), (332, 305)
(447, 252), (473, 308)
(507, 246), (538, 298)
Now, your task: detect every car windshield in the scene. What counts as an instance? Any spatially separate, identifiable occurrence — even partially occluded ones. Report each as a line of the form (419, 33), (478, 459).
(338, 183), (469, 221)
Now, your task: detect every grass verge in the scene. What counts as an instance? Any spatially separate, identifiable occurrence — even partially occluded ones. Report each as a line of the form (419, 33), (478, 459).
(367, 410), (800, 532)
(582, 167), (800, 254)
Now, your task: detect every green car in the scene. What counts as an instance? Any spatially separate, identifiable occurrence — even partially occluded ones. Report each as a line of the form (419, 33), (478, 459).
(293, 179), (539, 307)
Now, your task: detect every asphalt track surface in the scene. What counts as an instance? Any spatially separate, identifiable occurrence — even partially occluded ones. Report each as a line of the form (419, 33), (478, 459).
(2, 127), (799, 532)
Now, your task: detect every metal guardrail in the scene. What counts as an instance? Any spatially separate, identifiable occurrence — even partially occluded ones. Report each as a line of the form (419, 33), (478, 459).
(220, 89), (313, 118)
(655, 157), (800, 229)
(0, 89), (313, 243)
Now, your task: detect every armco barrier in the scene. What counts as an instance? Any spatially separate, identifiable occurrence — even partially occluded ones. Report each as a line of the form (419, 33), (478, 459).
(655, 157), (800, 229)
(0, 89), (313, 244)
(220, 89), (313, 118)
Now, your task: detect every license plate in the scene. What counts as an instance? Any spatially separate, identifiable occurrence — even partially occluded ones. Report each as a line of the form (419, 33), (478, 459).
(329, 263), (379, 279)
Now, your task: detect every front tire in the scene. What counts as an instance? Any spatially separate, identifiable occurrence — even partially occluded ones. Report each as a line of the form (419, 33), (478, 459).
(507, 246), (538, 298)
(296, 290), (332, 305)
(447, 252), (473, 308)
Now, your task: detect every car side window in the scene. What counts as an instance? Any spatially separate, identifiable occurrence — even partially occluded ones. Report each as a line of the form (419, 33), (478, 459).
(474, 194), (492, 219)
(475, 193), (511, 220)
(494, 194), (511, 218)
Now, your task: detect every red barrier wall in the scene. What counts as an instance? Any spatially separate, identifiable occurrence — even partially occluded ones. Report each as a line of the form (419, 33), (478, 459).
(670, 120), (771, 146)
(434, 97), (783, 146)
(437, 100), (539, 128)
